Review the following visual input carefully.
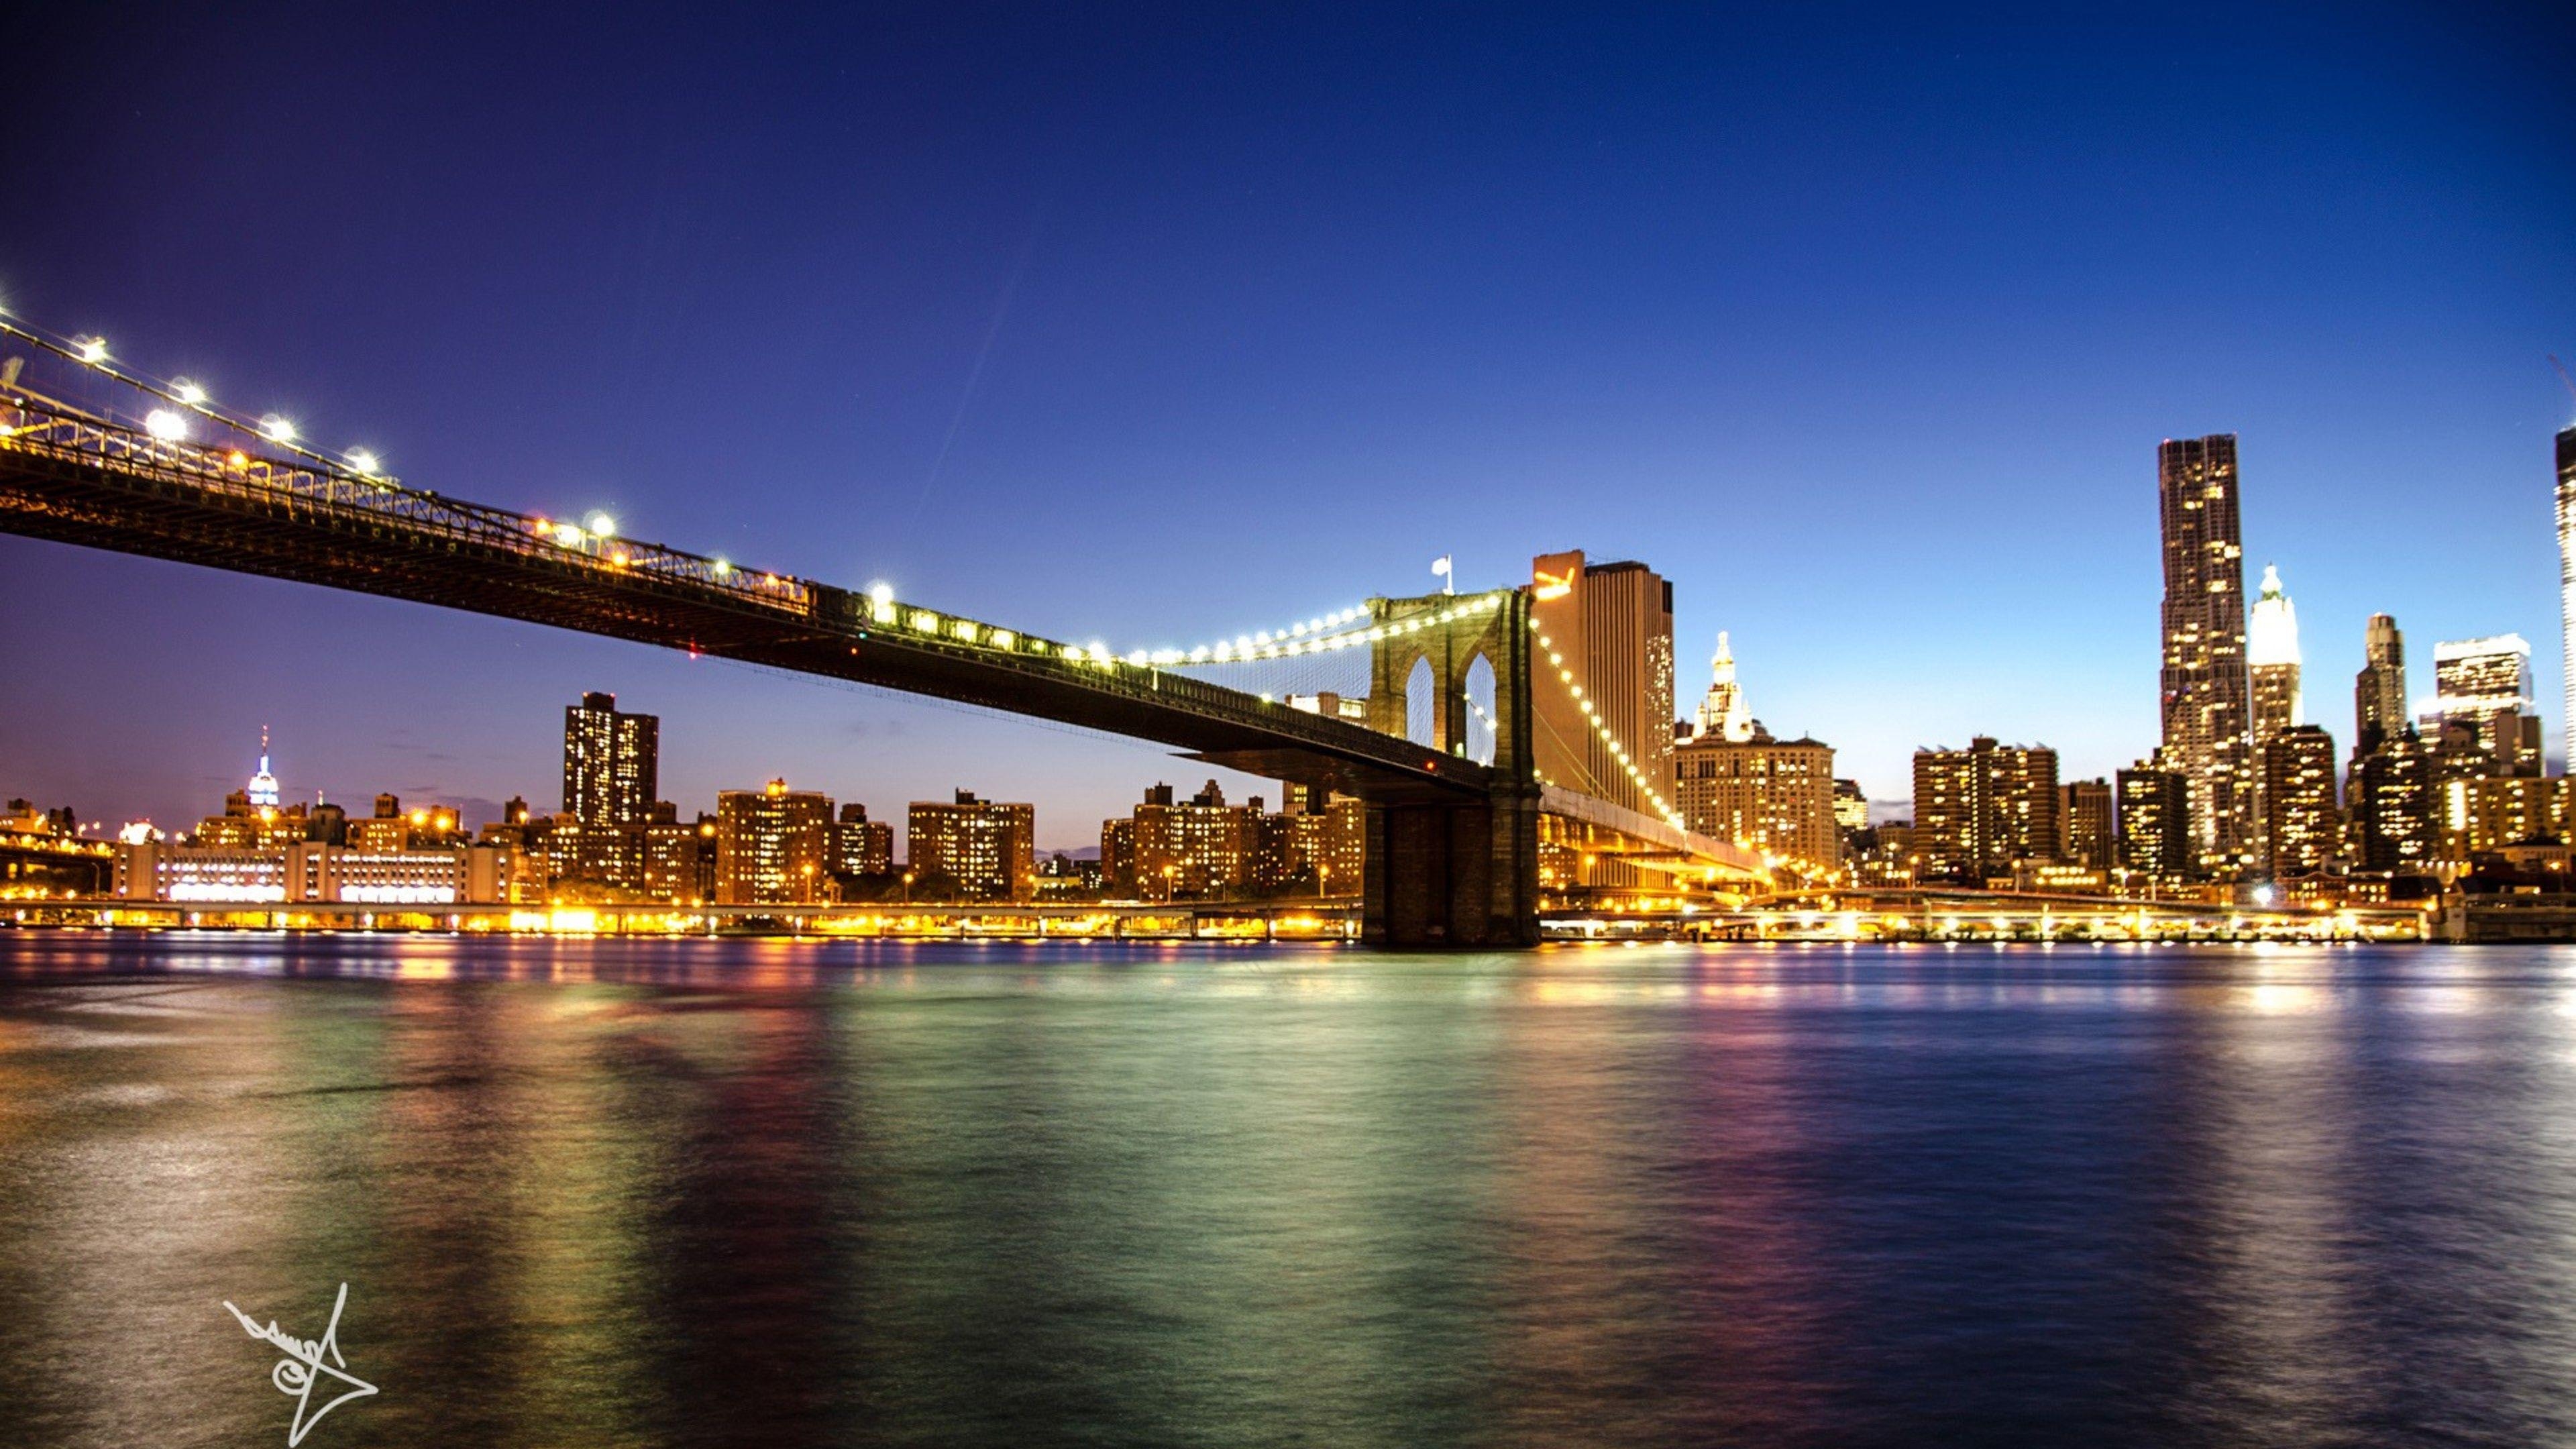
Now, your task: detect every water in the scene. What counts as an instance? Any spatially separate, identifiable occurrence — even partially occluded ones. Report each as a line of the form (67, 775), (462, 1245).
(5, 934), (2576, 1447)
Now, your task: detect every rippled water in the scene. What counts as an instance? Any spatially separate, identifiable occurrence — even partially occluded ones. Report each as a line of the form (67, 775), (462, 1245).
(5, 934), (2576, 1447)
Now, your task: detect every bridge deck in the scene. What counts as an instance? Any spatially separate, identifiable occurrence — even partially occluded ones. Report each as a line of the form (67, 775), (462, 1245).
(0, 390), (1491, 802)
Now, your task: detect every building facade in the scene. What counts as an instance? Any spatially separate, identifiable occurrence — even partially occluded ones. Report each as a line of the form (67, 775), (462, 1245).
(2060, 778), (2116, 869)
(561, 692), (659, 887)
(2116, 762), (2193, 879)
(1673, 731), (1838, 870)
(2352, 731), (2436, 873)
(2427, 635), (2541, 779)
(714, 780), (830, 904)
(2558, 425), (2576, 769)
(2259, 725), (2340, 876)
(907, 790), (1034, 900)
(2157, 434), (2253, 870)
(1911, 737), (2060, 882)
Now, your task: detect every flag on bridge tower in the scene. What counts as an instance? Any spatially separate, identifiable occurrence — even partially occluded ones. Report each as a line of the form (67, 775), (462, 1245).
(1431, 555), (1454, 594)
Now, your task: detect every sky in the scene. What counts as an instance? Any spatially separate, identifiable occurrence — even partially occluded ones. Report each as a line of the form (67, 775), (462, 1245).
(4, 1), (2573, 851)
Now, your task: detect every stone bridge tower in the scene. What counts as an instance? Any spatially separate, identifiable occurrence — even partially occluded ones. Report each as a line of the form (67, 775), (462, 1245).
(1361, 590), (1540, 947)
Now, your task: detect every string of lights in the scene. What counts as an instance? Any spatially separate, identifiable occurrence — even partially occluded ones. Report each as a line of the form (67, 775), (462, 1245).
(0, 315), (392, 485)
(1529, 620), (1686, 828)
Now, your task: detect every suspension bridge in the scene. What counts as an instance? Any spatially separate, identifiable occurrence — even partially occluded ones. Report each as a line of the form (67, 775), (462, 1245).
(0, 317), (1765, 944)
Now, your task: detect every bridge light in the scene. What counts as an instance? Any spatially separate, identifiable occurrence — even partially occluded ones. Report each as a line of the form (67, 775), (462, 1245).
(75, 337), (107, 364)
(345, 449), (380, 475)
(143, 409), (187, 441)
(556, 523), (586, 545)
(585, 511), (616, 539)
(712, 558), (731, 576)
(260, 415), (297, 443)
(171, 379), (208, 407)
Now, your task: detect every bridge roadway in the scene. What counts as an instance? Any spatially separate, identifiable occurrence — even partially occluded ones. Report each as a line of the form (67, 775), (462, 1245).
(0, 385), (1487, 804)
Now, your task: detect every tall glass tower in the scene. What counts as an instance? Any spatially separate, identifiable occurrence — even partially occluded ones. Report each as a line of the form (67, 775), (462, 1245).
(2157, 434), (2253, 869)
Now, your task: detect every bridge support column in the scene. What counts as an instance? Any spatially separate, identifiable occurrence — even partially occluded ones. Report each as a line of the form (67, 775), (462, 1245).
(1361, 788), (1540, 948)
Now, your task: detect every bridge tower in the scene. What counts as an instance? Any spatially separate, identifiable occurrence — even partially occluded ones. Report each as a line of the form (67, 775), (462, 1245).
(1362, 589), (1541, 947)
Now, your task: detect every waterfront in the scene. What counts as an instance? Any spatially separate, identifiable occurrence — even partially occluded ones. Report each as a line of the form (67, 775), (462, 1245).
(7, 936), (2576, 1446)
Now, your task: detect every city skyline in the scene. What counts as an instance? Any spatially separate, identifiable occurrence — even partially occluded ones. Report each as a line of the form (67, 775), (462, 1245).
(3, 5), (2573, 837)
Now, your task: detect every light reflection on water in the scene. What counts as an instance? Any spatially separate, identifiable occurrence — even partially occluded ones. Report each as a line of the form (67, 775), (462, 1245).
(6, 934), (2576, 1446)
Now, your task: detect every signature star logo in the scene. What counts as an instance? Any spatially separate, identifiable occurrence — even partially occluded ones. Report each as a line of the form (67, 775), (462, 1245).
(221, 1283), (379, 1446)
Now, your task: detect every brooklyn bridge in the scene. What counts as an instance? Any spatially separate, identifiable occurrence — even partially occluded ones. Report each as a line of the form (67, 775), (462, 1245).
(0, 317), (1765, 945)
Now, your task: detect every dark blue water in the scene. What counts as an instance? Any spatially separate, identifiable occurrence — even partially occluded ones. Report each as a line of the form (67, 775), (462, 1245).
(5, 934), (2575, 1447)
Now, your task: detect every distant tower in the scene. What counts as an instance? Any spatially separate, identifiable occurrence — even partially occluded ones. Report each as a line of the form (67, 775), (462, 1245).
(2353, 614), (2408, 756)
(2557, 425), (2576, 767)
(2157, 434), (2253, 869)
(2247, 564), (2302, 751)
(246, 725), (280, 808)
(1695, 631), (1756, 742)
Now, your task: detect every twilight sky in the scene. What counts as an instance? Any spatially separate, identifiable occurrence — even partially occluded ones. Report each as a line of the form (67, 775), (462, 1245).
(5, 2), (2573, 851)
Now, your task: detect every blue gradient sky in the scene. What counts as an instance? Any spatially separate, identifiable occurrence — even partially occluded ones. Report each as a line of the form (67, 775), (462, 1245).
(5, 3), (2573, 849)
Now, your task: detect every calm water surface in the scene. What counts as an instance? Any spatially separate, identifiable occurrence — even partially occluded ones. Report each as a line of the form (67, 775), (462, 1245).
(5, 934), (2576, 1447)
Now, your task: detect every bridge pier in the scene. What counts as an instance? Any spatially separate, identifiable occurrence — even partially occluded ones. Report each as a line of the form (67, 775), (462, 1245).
(1361, 790), (1540, 948)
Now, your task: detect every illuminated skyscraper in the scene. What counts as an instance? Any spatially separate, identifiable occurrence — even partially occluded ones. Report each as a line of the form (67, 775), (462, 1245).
(564, 692), (658, 826)
(2247, 564), (2301, 748)
(2428, 635), (2539, 778)
(1529, 550), (1675, 819)
(2353, 614), (2408, 755)
(2353, 730), (2434, 873)
(2157, 434), (2252, 869)
(561, 691), (658, 885)
(2259, 724), (2339, 875)
(2558, 426), (2576, 766)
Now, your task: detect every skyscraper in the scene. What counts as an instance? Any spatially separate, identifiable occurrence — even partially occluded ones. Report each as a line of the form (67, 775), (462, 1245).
(1529, 550), (1675, 820)
(2353, 731), (2434, 873)
(2247, 564), (2302, 749)
(2428, 635), (2540, 778)
(561, 691), (658, 885)
(2260, 725), (2339, 876)
(2557, 425), (2576, 767)
(1672, 729), (1838, 869)
(2353, 614), (2408, 756)
(2157, 434), (2253, 870)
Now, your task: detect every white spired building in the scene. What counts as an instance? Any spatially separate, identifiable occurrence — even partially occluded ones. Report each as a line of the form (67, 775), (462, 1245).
(2247, 564), (2302, 754)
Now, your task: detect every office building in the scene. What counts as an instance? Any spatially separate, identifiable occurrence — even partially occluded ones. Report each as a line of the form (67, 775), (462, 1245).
(643, 814), (716, 904)
(908, 790), (1034, 900)
(1529, 550), (1675, 819)
(2116, 762), (2193, 879)
(2156, 434), (2254, 869)
(2259, 725), (2340, 875)
(1673, 729), (1838, 869)
(2061, 778), (2115, 869)
(2427, 635), (2540, 778)
(714, 779), (830, 904)
(1911, 737), (2059, 882)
